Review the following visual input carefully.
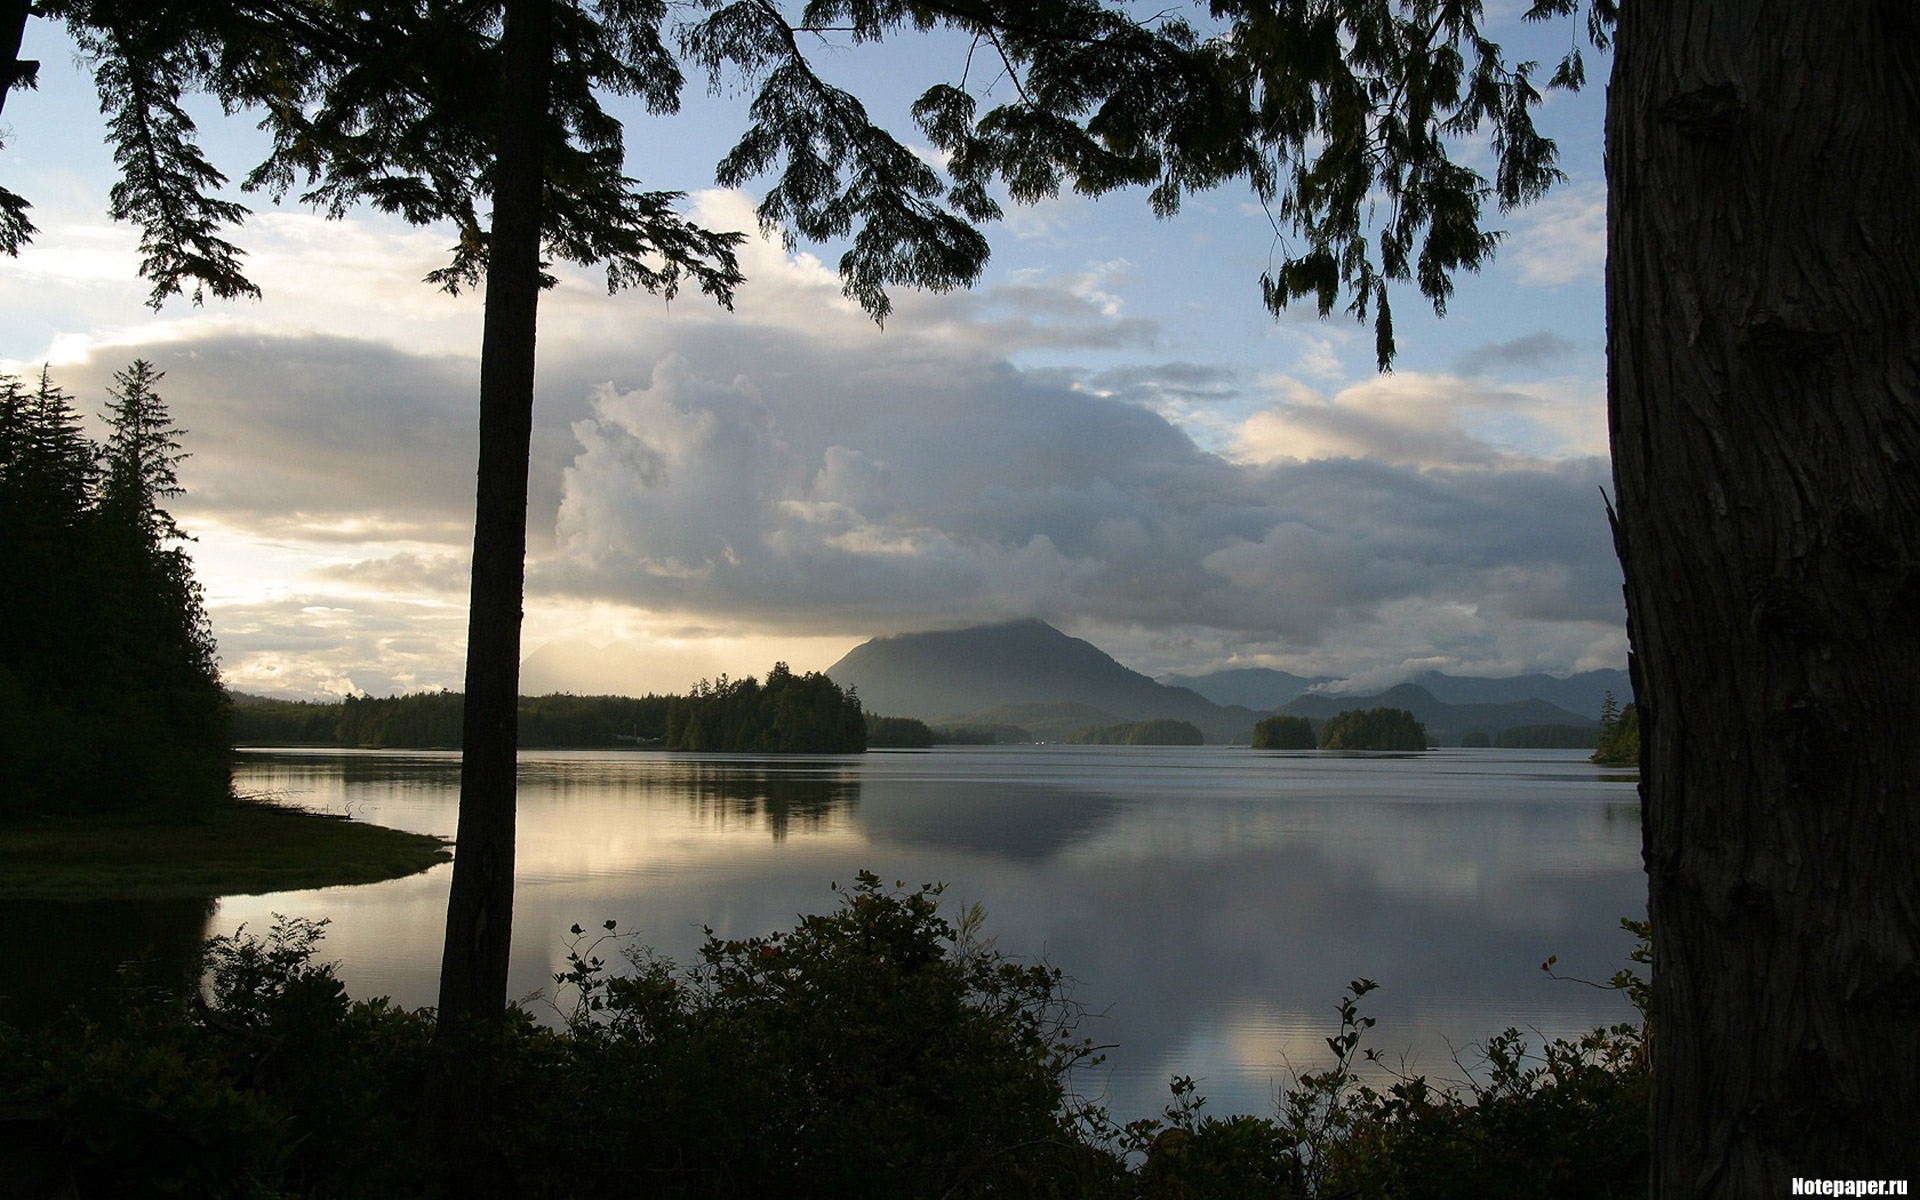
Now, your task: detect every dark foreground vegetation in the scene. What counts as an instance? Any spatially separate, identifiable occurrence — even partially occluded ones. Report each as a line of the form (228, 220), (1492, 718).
(0, 877), (1651, 1199)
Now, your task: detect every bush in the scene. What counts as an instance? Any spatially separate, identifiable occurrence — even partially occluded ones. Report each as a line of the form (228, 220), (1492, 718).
(0, 903), (1651, 1199)
(2, 883), (1116, 1198)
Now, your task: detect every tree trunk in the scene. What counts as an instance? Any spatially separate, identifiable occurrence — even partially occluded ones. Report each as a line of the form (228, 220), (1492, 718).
(1608, 3), (1920, 1192)
(424, 0), (549, 1183)
(0, 0), (30, 118)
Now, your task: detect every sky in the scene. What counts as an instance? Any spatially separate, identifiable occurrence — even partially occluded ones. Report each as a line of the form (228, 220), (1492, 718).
(0, 8), (1620, 700)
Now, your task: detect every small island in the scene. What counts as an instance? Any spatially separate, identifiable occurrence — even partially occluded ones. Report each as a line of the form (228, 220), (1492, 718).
(1316, 706), (1431, 751)
(1251, 714), (1316, 749)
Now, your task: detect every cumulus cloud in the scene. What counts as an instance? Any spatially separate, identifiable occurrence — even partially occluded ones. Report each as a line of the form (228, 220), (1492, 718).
(1507, 182), (1606, 287)
(535, 330), (1621, 670)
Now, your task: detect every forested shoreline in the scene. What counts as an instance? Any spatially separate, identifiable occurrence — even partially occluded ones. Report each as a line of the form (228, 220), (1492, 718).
(235, 664), (876, 753)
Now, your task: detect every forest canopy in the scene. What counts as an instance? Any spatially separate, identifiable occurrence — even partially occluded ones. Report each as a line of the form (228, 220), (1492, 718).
(1317, 707), (1430, 752)
(1066, 719), (1205, 746)
(1251, 714), (1316, 750)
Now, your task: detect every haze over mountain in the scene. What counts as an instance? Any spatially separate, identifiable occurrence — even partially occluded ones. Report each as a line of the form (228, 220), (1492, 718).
(1155, 668), (1334, 711)
(1275, 683), (1595, 746)
(1163, 665), (1630, 720)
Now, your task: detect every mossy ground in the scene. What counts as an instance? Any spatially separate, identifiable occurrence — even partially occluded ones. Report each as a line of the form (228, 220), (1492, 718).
(0, 796), (449, 899)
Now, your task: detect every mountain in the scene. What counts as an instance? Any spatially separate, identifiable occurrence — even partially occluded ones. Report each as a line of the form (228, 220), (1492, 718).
(1276, 683), (1596, 745)
(1156, 667), (1333, 710)
(825, 620), (1261, 742)
(1404, 669), (1631, 722)
(1169, 666), (1631, 722)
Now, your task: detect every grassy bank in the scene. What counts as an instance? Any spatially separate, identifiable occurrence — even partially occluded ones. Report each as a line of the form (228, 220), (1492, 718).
(0, 796), (449, 900)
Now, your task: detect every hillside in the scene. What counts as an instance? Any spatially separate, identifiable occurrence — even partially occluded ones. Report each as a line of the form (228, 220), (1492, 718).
(824, 621), (1260, 742)
(1276, 683), (1595, 746)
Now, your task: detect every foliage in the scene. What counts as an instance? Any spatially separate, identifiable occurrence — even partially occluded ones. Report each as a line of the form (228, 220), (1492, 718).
(1493, 723), (1597, 750)
(1, 883), (1116, 1197)
(1125, 935), (1650, 1200)
(1589, 692), (1639, 767)
(865, 711), (936, 748)
(1067, 718), (1205, 746)
(1316, 706), (1429, 751)
(0, 362), (228, 818)
(540, 872), (1113, 1195)
(1251, 714), (1316, 750)
(0, 895), (1655, 1198)
(1460, 730), (1491, 748)
(665, 662), (865, 753)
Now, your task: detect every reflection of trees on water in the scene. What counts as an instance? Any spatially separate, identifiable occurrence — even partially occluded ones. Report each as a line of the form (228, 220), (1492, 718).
(664, 762), (862, 842)
(0, 895), (215, 1028)
(239, 750), (462, 792)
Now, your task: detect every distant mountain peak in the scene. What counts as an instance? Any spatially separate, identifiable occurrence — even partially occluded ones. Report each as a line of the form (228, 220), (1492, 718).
(826, 622), (1255, 742)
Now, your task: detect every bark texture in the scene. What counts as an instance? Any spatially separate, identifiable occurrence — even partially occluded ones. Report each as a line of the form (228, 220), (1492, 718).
(436, 0), (549, 1034)
(1608, 2), (1920, 1192)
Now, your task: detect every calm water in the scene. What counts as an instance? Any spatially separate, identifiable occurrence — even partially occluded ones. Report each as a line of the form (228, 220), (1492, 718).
(18, 746), (1646, 1122)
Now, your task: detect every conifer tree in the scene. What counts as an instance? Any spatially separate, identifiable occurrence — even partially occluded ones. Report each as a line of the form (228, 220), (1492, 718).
(89, 360), (229, 807)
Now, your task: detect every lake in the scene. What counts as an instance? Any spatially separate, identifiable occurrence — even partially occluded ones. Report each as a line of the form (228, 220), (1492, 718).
(15, 745), (1646, 1123)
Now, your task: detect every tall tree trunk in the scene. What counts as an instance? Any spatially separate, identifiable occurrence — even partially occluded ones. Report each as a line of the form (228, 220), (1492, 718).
(1608, 3), (1920, 1192)
(425, 0), (549, 1184)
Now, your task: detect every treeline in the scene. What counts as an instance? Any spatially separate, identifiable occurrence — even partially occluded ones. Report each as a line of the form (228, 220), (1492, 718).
(1251, 714), (1316, 749)
(237, 669), (910, 755)
(1066, 718), (1204, 746)
(665, 664), (864, 752)
(1316, 706), (1432, 751)
(1253, 707), (1432, 751)
(234, 691), (676, 749)
(865, 713), (935, 748)
(1, 363), (228, 817)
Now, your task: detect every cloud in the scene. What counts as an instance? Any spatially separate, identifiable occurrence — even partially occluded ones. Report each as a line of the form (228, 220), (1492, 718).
(8, 190), (1622, 697)
(48, 333), (483, 543)
(1507, 183), (1606, 287)
(1453, 331), (1581, 376)
(1231, 369), (1607, 467)
(537, 336), (1622, 666)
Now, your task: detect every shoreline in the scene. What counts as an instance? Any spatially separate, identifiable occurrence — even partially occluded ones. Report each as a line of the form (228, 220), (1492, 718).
(0, 796), (450, 900)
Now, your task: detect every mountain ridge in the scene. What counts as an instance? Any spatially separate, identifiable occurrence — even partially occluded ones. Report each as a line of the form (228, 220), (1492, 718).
(827, 621), (1617, 744)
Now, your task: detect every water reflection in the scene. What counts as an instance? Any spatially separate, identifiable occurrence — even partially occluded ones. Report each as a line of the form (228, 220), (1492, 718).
(0, 895), (215, 1027)
(35, 747), (1645, 1122)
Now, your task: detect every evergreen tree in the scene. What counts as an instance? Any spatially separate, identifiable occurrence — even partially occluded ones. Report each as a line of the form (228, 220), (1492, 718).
(0, 362), (226, 815)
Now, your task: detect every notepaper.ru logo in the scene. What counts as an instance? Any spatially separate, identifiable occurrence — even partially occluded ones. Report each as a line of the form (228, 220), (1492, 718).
(1791, 1181), (1909, 1196)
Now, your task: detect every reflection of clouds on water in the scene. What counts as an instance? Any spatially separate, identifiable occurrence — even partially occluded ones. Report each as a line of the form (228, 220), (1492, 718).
(211, 746), (1644, 1121)
(853, 778), (1121, 860)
